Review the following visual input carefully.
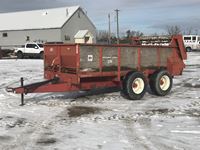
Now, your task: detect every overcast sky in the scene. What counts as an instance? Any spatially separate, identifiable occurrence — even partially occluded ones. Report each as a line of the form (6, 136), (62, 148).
(0, 0), (200, 35)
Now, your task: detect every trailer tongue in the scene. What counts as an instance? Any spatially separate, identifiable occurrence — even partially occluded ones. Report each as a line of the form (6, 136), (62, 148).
(6, 35), (187, 105)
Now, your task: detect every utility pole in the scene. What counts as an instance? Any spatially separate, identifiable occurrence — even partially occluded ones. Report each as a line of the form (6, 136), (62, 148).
(108, 13), (111, 44)
(115, 9), (120, 44)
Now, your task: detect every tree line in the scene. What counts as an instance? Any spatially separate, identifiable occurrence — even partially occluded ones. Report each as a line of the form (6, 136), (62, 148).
(97, 25), (199, 44)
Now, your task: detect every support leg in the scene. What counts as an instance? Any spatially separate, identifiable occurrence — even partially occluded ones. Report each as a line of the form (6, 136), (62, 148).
(20, 77), (24, 106)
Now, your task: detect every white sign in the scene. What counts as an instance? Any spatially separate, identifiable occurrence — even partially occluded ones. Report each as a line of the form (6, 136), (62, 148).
(88, 55), (93, 62)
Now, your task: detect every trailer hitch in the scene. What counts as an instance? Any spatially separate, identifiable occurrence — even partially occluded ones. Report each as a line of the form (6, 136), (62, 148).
(6, 77), (59, 106)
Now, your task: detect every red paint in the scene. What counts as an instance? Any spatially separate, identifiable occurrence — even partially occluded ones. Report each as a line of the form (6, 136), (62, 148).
(117, 47), (121, 81)
(137, 48), (141, 71)
(99, 47), (103, 72)
(160, 79), (164, 86)
(157, 48), (161, 67)
(8, 35), (187, 95)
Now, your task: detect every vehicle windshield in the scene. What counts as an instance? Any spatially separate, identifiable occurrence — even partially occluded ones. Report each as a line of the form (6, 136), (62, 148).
(38, 44), (43, 48)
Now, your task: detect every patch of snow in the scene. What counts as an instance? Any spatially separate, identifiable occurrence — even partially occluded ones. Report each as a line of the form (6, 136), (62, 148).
(171, 130), (200, 134)
(0, 52), (200, 149)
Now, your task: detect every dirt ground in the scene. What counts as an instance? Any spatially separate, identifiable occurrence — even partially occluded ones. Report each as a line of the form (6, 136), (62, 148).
(0, 52), (200, 150)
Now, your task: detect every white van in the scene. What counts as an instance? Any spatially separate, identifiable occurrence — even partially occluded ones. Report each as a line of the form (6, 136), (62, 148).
(183, 35), (200, 52)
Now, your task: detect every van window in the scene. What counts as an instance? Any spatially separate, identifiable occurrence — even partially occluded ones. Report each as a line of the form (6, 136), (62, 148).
(184, 37), (191, 40)
(198, 37), (200, 41)
(192, 36), (196, 41)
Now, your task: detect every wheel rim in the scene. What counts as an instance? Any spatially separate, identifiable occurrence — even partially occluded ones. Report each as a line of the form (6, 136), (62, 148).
(160, 75), (170, 91)
(132, 78), (145, 94)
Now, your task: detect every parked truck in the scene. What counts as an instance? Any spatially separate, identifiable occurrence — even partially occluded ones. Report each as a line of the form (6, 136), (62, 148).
(7, 35), (187, 105)
(14, 42), (44, 59)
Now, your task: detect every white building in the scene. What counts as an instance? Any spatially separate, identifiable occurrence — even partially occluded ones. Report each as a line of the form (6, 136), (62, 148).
(74, 30), (94, 44)
(0, 6), (96, 48)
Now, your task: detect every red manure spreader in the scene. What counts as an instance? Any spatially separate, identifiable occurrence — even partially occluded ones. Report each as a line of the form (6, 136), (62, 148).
(7, 35), (187, 105)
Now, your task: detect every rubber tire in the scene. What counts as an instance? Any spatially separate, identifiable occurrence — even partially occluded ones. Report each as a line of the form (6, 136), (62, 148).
(149, 70), (172, 96)
(17, 51), (23, 59)
(39, 52), (44, 59)
(121, 76), (129, 99)
(125, 72), (147, 100)
(186, 47), (192, 52)
(121, 71), (136, 97)
(122, 73), (131, 95)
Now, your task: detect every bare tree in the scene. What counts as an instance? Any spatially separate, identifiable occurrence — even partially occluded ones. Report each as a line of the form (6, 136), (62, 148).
(126, 30), (144, 38)
(151, 32), (159, 36)
(183, 27), (199, 35)
(183, 27), (193, 35)
(166, 25), (182, 36)
(96, 30), (116, 44)
(96, 30), (109, 43)
(194, 29), (199, 35)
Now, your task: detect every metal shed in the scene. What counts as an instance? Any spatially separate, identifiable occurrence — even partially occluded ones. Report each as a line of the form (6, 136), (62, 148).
(74, 30), (95, 44)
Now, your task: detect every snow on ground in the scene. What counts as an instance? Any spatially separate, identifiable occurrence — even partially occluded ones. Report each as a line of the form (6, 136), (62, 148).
(0, 52), (200, 150)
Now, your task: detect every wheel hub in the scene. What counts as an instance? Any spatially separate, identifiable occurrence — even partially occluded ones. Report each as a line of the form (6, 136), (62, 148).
(132, 78), (144, 94)
(160, 75), (170, 91)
